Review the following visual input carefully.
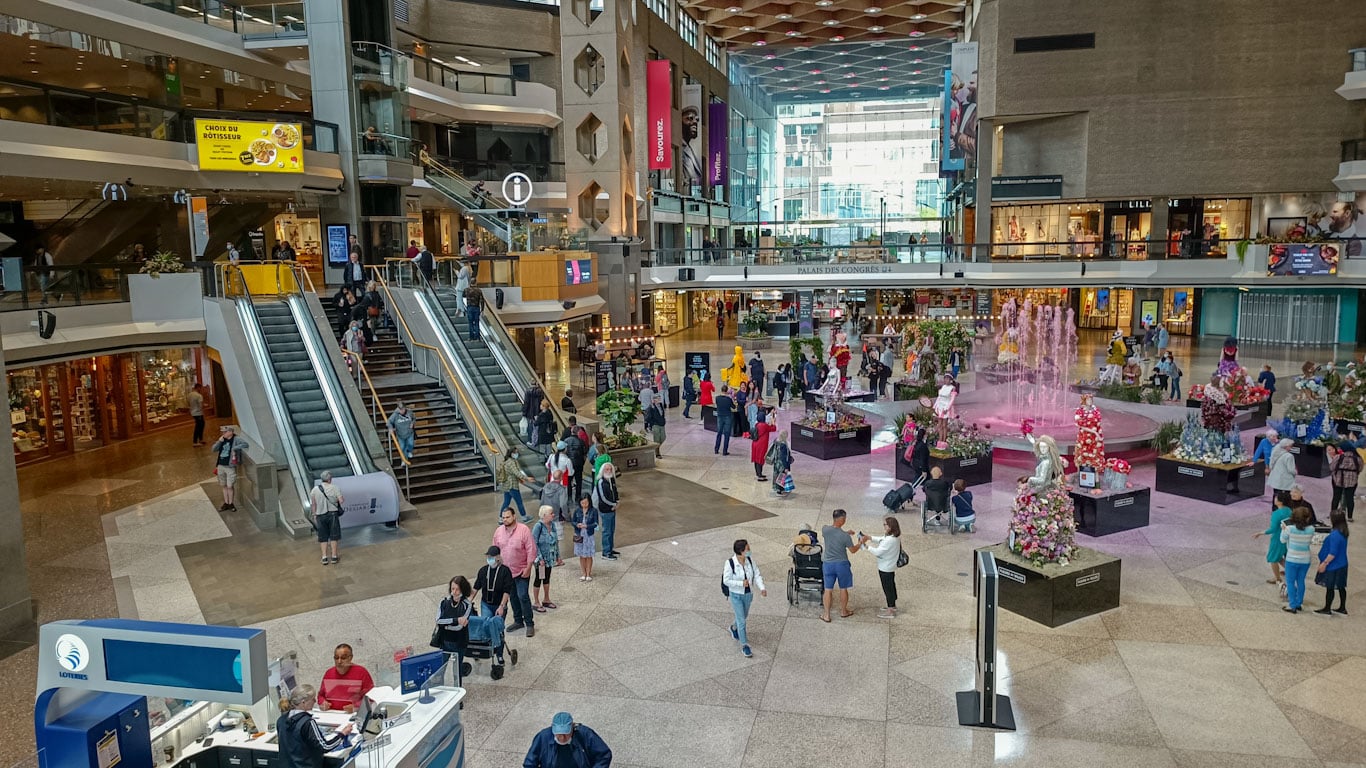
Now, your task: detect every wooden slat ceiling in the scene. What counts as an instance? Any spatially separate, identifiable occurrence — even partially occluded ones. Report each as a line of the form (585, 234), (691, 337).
(683, 0), (967, 48)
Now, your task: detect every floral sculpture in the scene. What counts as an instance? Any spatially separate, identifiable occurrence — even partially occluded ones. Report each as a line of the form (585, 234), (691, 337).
(1073, 394), (1106, 472)
(1199, 377), (1236, 434)
(722, 345), (749, 389)
(830, 332), (852, 384)
(1173, 412), (1248, 465)
(1272, 372), (1331, 444)
(1216, 336), (1240, 378)
(1007, 421), (1077, 567)
(1334, 364), (1366, 423)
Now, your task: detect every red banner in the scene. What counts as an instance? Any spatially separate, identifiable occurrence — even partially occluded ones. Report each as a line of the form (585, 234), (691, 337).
(647, 59), (672, 171)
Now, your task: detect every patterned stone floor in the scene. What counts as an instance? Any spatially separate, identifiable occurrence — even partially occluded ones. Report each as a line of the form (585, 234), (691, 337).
(5, 322), (1366, 767)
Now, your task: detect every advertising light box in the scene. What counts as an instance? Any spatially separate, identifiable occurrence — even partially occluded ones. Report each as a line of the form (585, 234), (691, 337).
(195, 119), (305, 173)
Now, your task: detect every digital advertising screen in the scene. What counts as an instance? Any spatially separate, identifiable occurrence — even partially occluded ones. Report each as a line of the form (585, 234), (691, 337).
(1268, 243), (1339, 276)
(326, 225), (350, 266)
(194, 119), (305, 173)
(565, 258), (593, 285)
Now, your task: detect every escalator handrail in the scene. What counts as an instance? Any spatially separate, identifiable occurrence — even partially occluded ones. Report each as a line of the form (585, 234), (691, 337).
(370, 267), (506, 460)
(340, 348), (412, 499)
(224, 266), (315, 514)
(473, 291), (572, 437)
(285, 294), (375, 477)
(420, 151), (512, 209)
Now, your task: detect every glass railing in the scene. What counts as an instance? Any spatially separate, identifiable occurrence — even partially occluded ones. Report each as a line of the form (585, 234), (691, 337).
(0, 79), (337, 152)
(0, 262), (199, 311)
(352, 42), (412, 89)
(643, 238), (1268, 266)
(135, 0), (307, 39)
(1351, 47), (1366, 72)
(356, 130), (414, 160)
(409, 56), (518, 96)
(1343, 138), (1366, 162)
(431, 158), (565, 183)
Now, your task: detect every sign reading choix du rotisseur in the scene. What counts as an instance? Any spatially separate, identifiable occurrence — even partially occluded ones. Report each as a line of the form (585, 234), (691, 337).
(194, 119), (305, 173)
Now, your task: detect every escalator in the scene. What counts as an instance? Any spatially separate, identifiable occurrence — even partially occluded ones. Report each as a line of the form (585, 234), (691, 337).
(255, 301), (356, 479)
(419, 153), (514, 247)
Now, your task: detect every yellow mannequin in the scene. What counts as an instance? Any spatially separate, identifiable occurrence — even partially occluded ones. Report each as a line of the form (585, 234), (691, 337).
(722, 345), (749, 388)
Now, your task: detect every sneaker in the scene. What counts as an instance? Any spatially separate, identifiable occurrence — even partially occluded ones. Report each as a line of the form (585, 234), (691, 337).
(507, 622), (525, 633)
(742, 645), (753, 658)
(877, 609), (895, 619)
(579, 576), (587, 581)
(1313, 608), (1334, 616)
(330, 556), (339, 564)
(730, 624), (739, 640)
(756, 476), (769, 482)
(525, 627), (535, 638)
(1334, 607), (1348, 615)
(585, 576), (593, 582)
(602, 554), (618, 561)
(321, 557), (330, 565)
(220, 503), (232, 511)
(1282, 606), (1300, 614)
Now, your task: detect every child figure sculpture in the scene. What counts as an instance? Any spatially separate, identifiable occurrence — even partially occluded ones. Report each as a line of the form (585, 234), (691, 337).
(932, 374), (958, 447)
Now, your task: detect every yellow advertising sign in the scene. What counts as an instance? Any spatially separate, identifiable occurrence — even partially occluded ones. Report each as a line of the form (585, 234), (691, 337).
(194, 119), (305, 173)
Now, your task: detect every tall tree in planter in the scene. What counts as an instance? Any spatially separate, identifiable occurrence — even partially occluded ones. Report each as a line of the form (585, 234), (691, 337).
(595, 388), (646, 449)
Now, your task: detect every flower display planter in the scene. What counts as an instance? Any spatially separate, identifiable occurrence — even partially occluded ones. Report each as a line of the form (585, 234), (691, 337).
(1236, 401), (1269, 430)
(1288, 441), (1331, 478)
(737, 335), (773, 351)
(610, 443), (658, 473)
(1155, 457), (1265, 505)
(895, 445), (994, 486)
(1070, 486), (1151, 537)
(1333, 419), (1366, 437)
(977, 543), (1122, 628)
(803, 389), (877, 409)
(791, 424), (872, 460)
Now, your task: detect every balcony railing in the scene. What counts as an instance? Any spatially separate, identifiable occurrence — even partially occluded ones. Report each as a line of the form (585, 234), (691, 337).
(434, 158), (565, 183)
(135, 0), (307, 39)
(0, 262), (201, 312)
(1352, 47), (1366, 72)
(0, 78), (337, 152)
(1344, 138), (1366, 163)
(409, 56), (518, 96)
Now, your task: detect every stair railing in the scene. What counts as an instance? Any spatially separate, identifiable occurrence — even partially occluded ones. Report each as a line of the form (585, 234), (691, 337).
(339, 348), (412, 500)
(371, 266), (506, 474)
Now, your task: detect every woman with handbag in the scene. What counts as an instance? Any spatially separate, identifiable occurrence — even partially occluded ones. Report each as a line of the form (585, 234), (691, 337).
(434, 575), (475, 685)
(751, 412), (775, 482)
(769, 431), (793, 496)
(1329, 440), (1362, 522)
(864, 517), (903, 618)
(531, 505), (562, 612)
(571, 494), (599, 582)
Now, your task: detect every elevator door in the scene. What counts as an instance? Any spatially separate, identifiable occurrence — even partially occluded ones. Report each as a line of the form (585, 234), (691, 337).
(1237, 293), (1339, 345)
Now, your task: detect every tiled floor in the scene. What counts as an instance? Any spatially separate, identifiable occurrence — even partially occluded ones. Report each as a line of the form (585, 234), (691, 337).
(5, 320), (1366, 767)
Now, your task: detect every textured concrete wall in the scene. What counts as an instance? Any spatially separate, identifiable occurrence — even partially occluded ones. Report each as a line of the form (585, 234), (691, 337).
(405, 0), (559, 55)
(1001, 113), (1089, 199)
(978, 0), (1364, 198)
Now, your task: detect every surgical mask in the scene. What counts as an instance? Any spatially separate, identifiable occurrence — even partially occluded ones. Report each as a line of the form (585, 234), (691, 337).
(486, 558), (497, 567)
(510, 452), (519, 460)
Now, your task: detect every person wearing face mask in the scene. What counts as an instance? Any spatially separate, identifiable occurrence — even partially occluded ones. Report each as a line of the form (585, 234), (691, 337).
(721, 538), (767, 658)
(492, 507), (538, 638)
(523, 711), (611, 768)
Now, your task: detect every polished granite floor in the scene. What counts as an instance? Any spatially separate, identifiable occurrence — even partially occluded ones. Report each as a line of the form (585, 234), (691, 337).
(5, 321), (1366, 768)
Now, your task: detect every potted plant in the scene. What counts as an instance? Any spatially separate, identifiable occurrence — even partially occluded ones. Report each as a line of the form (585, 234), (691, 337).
(593, 388), (655, 472)
(139, 250), (186, 278)
(894, 410), (995, 486)
(738, 309), (773, 350)
(791, 407), (872, 460)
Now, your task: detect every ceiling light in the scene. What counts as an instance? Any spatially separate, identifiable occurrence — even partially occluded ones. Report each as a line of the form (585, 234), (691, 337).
(911, 13), (926, 20)
(844, 73), (856, 78)
(870, 41), (884, 47)
(816, 0), (832, 6)
(777, 12), (792, 19)
(752, 40), (767, 46)
(879, 76), (889, 81)
(864, 7), (882, 13)
(909, 45), (921, 50)
(796, 45), (809, 50)
(820, 89), (830, 93)
(912, 58), (922, 63)
(786, 29), (802, 36)
(869, 25), (883, 31)
(741, 25), (754, 31)
(809, 69), (821, 74)
(763, 53), (777, 59)
(830, 35), (844, 41)
(431, 57), (446, 64)
(823, 19), (838, 26)
(727, 5), (741, 11)
(878, 86), (890, 91)
(912, 69), (921, 74)
(815, 79), (826, 84)
(908, 30), (925, 37)
(773, 65), (784, 70)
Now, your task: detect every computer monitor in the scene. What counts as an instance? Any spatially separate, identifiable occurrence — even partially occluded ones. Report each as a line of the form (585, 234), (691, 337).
(399, 650), (446, 694)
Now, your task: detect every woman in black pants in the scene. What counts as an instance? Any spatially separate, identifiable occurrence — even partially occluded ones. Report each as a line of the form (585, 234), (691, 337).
(435, 575), (474, 685)
(865, 517), (902, 619)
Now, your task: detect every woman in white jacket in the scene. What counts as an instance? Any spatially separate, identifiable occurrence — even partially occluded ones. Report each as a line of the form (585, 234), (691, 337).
(865, 517), (902, 618)
(1267, 438), (1297, 512)
(722, 539), (766, 658)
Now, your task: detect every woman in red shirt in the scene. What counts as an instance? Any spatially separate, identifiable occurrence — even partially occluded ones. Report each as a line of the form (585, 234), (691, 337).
(750, 412), (775, 482)
(699, 373), (716, 407)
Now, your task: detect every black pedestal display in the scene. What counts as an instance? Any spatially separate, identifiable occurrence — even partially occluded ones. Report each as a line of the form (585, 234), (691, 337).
(1288, 442), (1331, 478)
(791, 424), (873, 460)
(1155, 457), (1265, 504)
(802, 390), (877, 409)
(895, 446), (995, 486)
(666, 384), (680, 408)
(978, 544), (1121, 628)
(1237, 401), (1270, 430)
(701, 405), (743, 436)
(1333, 419), (1366, 437)
(1071, 486), (1151, 536)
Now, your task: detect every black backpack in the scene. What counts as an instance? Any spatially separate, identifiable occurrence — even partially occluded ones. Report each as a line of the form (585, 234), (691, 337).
(721, 559), (735, 597)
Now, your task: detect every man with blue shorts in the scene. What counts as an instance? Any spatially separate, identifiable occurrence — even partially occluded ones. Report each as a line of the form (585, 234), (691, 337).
(821, 509), (869, 622)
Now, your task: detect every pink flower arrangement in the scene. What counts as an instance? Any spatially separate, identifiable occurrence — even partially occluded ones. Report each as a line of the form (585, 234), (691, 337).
(1007, 481), (1078, 567)
(1105, 457), (1131, 475)
(1020, 418), (1036, 437)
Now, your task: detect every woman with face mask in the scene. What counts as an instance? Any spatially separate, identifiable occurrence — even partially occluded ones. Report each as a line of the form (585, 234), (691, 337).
(721, 538), (766, 658)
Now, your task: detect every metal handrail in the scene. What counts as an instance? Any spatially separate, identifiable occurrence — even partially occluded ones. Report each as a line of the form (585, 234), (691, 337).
(370, 267), (505, 459)
(223, 265), (314, 515)
(477, 290), (572, 434)
(339, 348), (412, 499)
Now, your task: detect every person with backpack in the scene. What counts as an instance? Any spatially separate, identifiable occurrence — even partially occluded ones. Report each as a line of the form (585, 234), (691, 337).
(539, 469), (571, 528)
(531, 505), (562, 612)
(533, 399), (556, 453)
(905, 428), (931, 506)
(644, 394), (667, 459)
(546, 440), (574, 493)
(464, 285), (484, 342)
(594, 462), (620, 560)
(772, 365), (789, 409)
(863, 517), (903, 619)
(561, 419), (589, 500)
(496, 448), (534, 522)
(721, 538), (766, 658)
(1330, 439), (1362, 521)
(951, 479), (976, 532)
(342, 320), (366, 364)
(410, 243), (435, 283)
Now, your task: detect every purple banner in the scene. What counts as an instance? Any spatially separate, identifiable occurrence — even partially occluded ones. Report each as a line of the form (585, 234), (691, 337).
(707, 101), (728, 187)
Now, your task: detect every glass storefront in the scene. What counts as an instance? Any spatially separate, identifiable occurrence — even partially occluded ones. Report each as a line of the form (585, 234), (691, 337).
(9, 347), (211, 465)
(1078, 287), (1197, 334)
(991, 198), (1251, 259)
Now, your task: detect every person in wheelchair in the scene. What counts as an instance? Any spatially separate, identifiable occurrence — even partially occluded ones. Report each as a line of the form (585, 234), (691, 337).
(922, 466), (952, 528)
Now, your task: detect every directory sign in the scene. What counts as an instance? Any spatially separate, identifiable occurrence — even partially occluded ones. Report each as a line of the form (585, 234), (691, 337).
(685, 352), (710, 381)
(594, 360), (615, 396)
(194, 119), (304, 173)
(797, 291), (815, 336)
(327, 224), (350, 266)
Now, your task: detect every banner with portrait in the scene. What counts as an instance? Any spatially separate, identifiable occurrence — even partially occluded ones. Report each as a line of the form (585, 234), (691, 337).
(942, 42), (979, 173)
(681, 83), (703, 189)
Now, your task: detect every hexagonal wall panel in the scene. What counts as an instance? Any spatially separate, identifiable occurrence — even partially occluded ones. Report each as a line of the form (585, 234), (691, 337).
(575, 114), (607, 164)
(573, 45), (606, 97)
(577, 182), (611, 230)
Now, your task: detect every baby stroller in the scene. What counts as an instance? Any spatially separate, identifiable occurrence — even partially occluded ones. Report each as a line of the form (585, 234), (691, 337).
(787, 527), (825, 606)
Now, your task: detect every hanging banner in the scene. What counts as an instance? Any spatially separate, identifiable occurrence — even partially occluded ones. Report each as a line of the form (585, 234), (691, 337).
(797, 291), (815, 336)
(681, 83), (703, 188)
(707, 101), (728, 187)
(942, 42), (978, 173)
(647, 60), (672, 171)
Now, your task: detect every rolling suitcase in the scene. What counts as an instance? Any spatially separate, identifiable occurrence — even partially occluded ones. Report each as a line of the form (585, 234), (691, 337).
(883, 483), (916, 511)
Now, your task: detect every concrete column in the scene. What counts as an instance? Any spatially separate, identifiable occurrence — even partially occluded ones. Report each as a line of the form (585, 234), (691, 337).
(1149, 197), (1170, 259)
(305, 0), (363, 283)
(0, 333), (34, 637)
(973, 118), (994, 261)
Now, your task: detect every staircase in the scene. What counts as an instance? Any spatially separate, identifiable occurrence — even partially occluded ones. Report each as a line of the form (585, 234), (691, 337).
(322, 297), (494, 503)
(254, 301), (354, 480)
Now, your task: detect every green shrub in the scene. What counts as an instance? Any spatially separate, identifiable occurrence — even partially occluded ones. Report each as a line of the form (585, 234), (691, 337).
(1153, 420), (1183, 454)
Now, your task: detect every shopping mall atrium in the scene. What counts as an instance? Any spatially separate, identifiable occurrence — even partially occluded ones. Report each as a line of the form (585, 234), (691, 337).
(1, 0), (1365, 765)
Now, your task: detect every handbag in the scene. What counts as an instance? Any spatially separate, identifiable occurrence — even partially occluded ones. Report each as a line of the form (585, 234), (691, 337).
(895, 548), (909, 568)
(782, 472), (796, 493)
(429, 625), (442, 649)
(573, 534), (584, 543)
(368, 305), (380, 318)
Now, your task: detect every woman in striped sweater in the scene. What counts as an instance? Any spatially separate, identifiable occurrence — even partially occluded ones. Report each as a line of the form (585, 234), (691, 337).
(1280, 506), (1317, 614)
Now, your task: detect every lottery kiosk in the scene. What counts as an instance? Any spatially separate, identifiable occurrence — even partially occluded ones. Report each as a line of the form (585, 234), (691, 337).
(34, 620), (467, 768)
